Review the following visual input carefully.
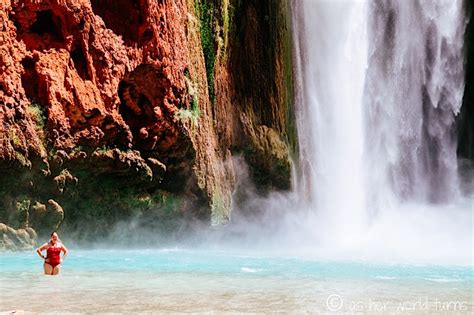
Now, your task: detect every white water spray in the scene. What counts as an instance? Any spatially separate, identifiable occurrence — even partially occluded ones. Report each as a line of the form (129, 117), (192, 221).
(292, 0), (369, 247)
(291, 0), (472, 263)
(365, 0), (467, 207)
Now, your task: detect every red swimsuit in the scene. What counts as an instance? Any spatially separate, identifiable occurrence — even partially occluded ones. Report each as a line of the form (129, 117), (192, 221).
(46, 245), (62, 268)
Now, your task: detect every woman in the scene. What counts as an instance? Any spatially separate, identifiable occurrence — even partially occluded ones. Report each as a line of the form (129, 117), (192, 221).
(36, 231), (68, 275)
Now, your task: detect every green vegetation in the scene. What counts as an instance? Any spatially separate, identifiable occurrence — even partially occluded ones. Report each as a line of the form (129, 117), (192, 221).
(177, 73), (200, 126)
(190, 0), (236, 102)
(27, 103), (46, 132)
(222, 0), (230, 46)
(63, 177), (185, 240)
(195, 0), (217, 102)
(95, 144), (111, 154)
(281, 1), (298, 158)
(218, 0), (235, 62)
(59, 168), (71, 177)
(175, 105), (199, 126)
(27, 102), (49, 157)
(23, 152), (183, 240)
(69, 145), (84, 157)
(14, 199), (30, 229)
(15, 151), (31, 168)
(9, 128), (22, 148)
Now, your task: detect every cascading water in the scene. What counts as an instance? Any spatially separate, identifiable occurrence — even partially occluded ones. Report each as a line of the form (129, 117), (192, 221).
(292, 0), (369, 247)
(291, 0), (472, 262)
(364, 0), (467, 207)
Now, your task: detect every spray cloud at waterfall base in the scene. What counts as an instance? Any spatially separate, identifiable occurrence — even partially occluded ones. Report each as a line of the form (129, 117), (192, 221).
(223, 159), (472, 266)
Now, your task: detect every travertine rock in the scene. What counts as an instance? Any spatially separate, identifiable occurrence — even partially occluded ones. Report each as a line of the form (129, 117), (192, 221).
(0, 0), (295, 233)
(0, 223), (36, 250)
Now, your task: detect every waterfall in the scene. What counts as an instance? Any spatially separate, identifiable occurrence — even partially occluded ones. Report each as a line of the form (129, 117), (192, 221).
(292, 0), (369, 246)
(291, 0), (470, 256)
(365, 0), (467, 207)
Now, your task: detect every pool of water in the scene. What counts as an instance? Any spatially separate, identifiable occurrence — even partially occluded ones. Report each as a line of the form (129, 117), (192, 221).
(1, 248), (472, 313)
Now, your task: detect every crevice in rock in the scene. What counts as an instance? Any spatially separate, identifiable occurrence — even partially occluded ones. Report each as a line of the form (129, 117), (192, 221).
(9, 11), (21, 31)
(12, 9), (66, 51)
(118, 64), (177, 152)
(71, 45), (91, 81)
(20, 57), (40, 103)
(91, 0), (144, 45)
(118, 82), (156, 132)
(29, 10), (64, 42)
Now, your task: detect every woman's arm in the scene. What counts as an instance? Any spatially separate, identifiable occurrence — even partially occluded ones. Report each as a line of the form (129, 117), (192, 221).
(36, 243), (49, 259)
(61, 244), (68, 261)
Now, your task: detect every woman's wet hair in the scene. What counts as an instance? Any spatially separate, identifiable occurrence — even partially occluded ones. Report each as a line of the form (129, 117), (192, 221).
(49, 231), (60, 244)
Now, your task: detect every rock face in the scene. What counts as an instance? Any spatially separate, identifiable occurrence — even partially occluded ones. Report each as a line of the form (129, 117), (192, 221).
(214, 0), (295, 192)
(0, 223), (36, 250)
(0, 0), (295, 246)
(459, 3), (474, 161)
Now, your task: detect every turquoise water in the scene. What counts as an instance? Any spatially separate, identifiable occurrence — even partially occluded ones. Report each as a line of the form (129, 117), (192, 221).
(1, 249), (472, 313)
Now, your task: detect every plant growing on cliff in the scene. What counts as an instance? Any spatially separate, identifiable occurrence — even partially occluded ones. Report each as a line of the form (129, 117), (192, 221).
(175, 97), (200, 126)
(176, 73), (200, 126)
(217, 0), (235, 62)
(8, 128), (32, 168)
(27, 103), (46, 132)
(14, 199), (30, 229)
(195, 0), (216, 102)
(95, 145), (110, 155)
(9, 128), (22, 148)
(15, 151), (32, 168)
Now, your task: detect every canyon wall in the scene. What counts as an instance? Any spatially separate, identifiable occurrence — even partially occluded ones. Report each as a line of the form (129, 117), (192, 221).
(459, 2), (474, 161)
(0, 0), (295, 248)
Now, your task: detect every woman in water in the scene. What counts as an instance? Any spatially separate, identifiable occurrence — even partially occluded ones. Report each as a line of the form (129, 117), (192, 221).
(36, 231), (68, 275)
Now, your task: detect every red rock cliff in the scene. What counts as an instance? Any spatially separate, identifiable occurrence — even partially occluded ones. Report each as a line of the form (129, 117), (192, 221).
(0, 0), (294, 244)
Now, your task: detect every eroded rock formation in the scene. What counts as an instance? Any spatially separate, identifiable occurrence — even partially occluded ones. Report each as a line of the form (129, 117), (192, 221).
(0, 0), (295, 247)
